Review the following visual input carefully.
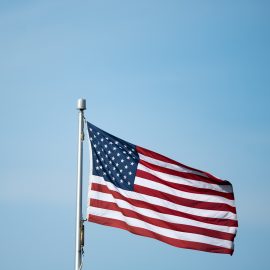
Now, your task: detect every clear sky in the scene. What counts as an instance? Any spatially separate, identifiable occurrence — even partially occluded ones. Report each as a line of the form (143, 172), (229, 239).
(1, 0), (269, 269)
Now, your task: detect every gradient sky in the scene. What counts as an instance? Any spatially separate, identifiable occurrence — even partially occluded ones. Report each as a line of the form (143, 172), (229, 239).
(1, 1), (269, 269)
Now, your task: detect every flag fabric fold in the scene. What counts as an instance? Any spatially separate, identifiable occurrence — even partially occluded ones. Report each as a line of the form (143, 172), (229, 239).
(86, 122), (238, 254)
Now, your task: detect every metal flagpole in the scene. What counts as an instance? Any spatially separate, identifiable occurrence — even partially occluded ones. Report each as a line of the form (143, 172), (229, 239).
(75, 98), (86, 270)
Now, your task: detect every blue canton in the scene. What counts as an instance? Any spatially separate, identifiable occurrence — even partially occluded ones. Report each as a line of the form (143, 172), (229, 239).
(87, 122), (139, 191)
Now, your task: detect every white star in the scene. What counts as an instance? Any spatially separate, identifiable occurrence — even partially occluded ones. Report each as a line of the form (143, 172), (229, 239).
(101, 138), (104, 142)
(129, 171), (132, 175)
(112, 177), (115, 180)
(120, 179), (123, 183)
(97, 132), (100, 135)
(128, 182), (131, 185)
(108, 171), (111, 174)
(106, 137), (109, 140)
(109, 142), (113, 145)
(120, 169), (123, 173)
(109, 161), (112, 164)
(96, 166), (99, 170)
(104, 144), (108, 148)
(113, 167), (116, 170)
(124, 165), (128, 169)
(126, 156), (130, 160)
(121, 159), (124, 163)
(124, 145), (127, 148)
(116, 163), (119, 167)
(105, 154), (108, 158)
(130, 162), (134, 165)
(128, 151), (132, 154)
(117, 153), (121, 156)
(103, 172), (106, 175)
(112, 156), (115, 160)
(115, 141), (119, 144)
(90, 128), (92, 131)
(117, 173), (120, 177)
(108, 150), (111, 154)
(90, 137), (93, 141)
(96, 159), (99, 163)
(101, 157), (104, 161)
(93, 144), (97, 148)
(123, 151), (126, 154)
(123, 175), (127, 179)
(104, 164), (107, 168)
(113, 147), (117, 151)
(97, 151), (101, 155)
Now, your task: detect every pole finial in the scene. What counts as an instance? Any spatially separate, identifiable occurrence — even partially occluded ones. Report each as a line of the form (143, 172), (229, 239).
(77, 98), (86, 110)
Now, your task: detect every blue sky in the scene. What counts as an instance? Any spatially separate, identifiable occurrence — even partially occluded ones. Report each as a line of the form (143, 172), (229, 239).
(1, 0), (269, 269)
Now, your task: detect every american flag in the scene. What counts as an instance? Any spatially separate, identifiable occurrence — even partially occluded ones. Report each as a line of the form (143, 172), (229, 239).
(86, 122), (238, 254)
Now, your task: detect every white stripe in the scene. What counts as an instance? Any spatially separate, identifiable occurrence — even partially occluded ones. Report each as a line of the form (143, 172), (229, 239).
(90, 176), (237, 220)
(135, 177), (235, 207)
(89, 207), (233, 249)
(89, 190), (237, 234)
(139, 153), (207, 177)
(138, 163), (232, 193)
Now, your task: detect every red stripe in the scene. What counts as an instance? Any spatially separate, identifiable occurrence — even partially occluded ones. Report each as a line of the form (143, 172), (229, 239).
(137, 146), (230, 185)
(91, 183), (238, 227)
(134, 185), (236, 214)
(139, 159), (231, 186)
(88, 214), (233, 255)
(90, 199), (235, 241)
(136, 169), (234, 200)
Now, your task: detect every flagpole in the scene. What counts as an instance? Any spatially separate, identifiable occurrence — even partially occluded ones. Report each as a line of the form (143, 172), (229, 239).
(75, 98), (86, 270)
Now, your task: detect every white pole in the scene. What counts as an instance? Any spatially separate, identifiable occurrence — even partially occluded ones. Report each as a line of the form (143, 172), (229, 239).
(75, 98), (86, 270)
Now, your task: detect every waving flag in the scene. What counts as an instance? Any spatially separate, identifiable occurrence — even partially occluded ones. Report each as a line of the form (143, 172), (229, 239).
(86, 122), (238, 254)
